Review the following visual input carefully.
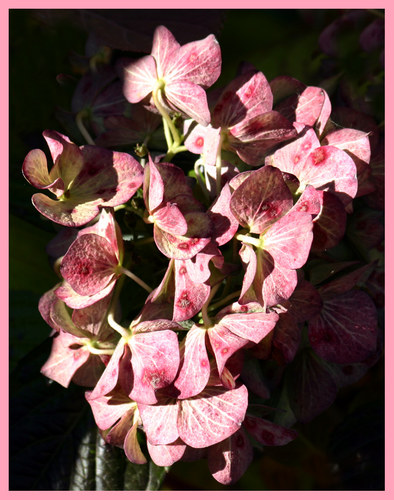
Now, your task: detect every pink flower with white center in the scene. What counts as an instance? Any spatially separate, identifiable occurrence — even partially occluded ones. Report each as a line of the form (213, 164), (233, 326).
(22, 130), (144, 227)
(123, 25), (221, 126)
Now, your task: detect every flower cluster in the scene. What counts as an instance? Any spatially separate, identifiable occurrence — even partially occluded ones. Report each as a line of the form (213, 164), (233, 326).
(23, 25), (382, 486)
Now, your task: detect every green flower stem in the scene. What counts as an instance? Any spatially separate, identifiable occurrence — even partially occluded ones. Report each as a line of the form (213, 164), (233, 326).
(236, 233), (262, 248)
(152, 87), (182, 148)
(86, 344), (115, 356)
(201, 283), (221, 327)
(76, 110), (95, 145)
(194, 158), (210, 201)
(120, 266), (153, 293)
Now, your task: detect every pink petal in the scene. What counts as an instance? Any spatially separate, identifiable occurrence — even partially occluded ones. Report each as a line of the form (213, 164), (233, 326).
(165, 80), (211, 126)
(147, 439), (186, 467)
(295, 86), (331, 136)
(173, 260), (210, 321)
(138, 398), (180, 445)
(263, 210), (313, 269)
(207, 428), (253, 485)
(298, 146), (358, 205)
(268, 127), (321, 178)
(123, 55), (157, 103)
(178, 383), (249, 448)
(174, 325), (210, 399)
(86, 390), (135, 430)
(129, 330), (180, 404)
(60, 234), (119, 296)
(89, 340), (126, 399)
(145, 157), (164, 212)
(208, 183), (239, 246)
(151, 25), (180, 77)
(74, 146), (144, 207)
(208, 325), (249, 377)
(55, 279), (116, 310)
(40, 331), (90, 388)
(219, 311), (279, 343)
(154, 202), (188, 236)
(322, 128), (371, 164)
(259, 251), (298, 308)
(154, 226), (210, 260)
(50, 299), (87, 338)
(165, 33), (221, 88)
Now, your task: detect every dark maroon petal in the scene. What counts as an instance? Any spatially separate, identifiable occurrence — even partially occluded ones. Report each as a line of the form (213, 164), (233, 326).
(308, 290), (378, 364)
(230, 166), (293, 233)
(270, 75), (306, 106)
(287, 279), (323, 323)
(287, 349), (338, 423)
(312, 191), (347, 251)
(243, 415), (297, 446)
(207, 428), (253, 485)
(178, 383), (249, 448)
(230, 112), (297, 166)
(272, 314), (302, 364)
(213, 70), (273, 127)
